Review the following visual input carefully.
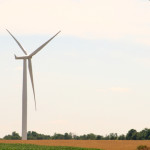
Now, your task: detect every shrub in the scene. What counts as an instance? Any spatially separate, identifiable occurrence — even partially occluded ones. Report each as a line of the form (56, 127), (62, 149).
(137, 145), (149, 150)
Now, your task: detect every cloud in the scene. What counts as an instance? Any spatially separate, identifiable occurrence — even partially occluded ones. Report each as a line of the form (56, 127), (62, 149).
(1, 0), (150, 42)
(134, 36), (150, 46)
(96, 88), (107, 93)
(64, 52), (78, 57)
(110, 87), (131, 93)
(5, 66), (22, 71)
(97, 87), (131, 93)
(135, 58), (150, 67)
(15, 66), (22, 71)
(50, 120), (68, 125)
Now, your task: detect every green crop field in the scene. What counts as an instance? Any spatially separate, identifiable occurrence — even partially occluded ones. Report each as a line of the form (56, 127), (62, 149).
(0, 143), (102, 150)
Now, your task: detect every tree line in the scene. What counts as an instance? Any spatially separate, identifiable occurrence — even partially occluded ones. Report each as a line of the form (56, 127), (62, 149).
(3, 128), (150, 140)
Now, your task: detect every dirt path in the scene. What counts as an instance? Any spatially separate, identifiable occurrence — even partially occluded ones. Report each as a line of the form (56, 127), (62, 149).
(0, 140), (150, 150)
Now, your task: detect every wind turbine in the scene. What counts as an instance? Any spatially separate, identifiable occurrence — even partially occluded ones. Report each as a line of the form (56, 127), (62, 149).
(7, 29), (61, 140)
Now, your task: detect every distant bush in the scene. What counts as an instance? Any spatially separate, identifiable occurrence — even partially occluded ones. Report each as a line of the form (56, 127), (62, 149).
(137, 145), (149, 150)
(4, 127), (150, 140)
(3, 132), (21, 140)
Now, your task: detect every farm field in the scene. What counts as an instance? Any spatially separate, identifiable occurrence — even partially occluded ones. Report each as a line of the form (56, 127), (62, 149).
(1, 140), (150, 150)
(0, 143), (101, 150)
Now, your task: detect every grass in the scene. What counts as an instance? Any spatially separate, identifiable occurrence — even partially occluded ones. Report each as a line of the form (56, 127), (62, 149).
(0, 143), (102, 150)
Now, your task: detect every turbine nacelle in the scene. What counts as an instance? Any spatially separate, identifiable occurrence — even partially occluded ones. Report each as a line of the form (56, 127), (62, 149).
(14, 54), (32, 59)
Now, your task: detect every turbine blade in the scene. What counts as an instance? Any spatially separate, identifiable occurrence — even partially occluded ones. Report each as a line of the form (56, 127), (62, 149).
(6, 29), (27, 55)
(28, 58), (36, 110)
(29, 31), (61, 57)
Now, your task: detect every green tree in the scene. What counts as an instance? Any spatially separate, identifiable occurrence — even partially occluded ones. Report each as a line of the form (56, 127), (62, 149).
(64, 133), (72, 139)
(79, 134), (87, 140)
(108, 133), (118, 140)
(3, 132), (21, 140)
(52, 133), (64, 139)
(126, 129), (138, 140)
(137, 128), (150, 140)
(27, 131), (51, 140)
(118, 134), (126, 140)
(86, 133), (96, 140)
(96, 135), (103, 140)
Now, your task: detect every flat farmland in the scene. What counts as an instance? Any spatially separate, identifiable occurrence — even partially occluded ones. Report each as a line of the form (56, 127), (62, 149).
(1, 140), (150, 150)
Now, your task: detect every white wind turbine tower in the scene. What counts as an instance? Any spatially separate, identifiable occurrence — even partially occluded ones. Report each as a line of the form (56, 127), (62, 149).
(7, 29), (61, 140)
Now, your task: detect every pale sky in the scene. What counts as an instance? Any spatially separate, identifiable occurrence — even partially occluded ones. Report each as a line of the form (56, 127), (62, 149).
(0, 0), (150, 138)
